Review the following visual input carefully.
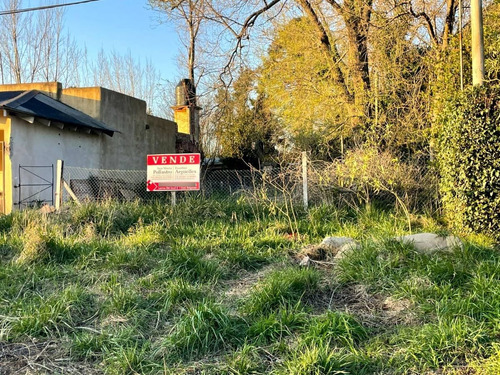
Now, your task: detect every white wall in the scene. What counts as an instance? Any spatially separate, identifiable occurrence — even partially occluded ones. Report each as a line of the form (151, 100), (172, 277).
(9, 117), (102, 207)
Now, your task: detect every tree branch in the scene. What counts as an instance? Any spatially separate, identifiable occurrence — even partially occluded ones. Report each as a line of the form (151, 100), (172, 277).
(297, 0), (352, 102)
(220, 0), (283, 84)
(407, 3), (439, 46)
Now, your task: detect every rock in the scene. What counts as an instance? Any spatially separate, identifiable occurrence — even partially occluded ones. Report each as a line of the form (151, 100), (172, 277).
(39, 204), (56, 214)
(319, 236), (360, 261)
(333, 241), (361, 261)
(299, 255), (311, 267)
(394, 233), (463, 254)
(321, 236), (357, 249)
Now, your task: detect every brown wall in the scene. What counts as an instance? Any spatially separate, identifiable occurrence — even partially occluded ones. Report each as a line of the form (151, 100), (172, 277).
(0, 82), (178, 170)
(61, 87), (177, 170)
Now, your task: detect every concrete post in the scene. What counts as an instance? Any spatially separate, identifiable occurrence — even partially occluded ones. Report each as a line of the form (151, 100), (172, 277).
(302, 151), (308, 211)
(471, 0), (485, 86)
(55, 160), (63, 210)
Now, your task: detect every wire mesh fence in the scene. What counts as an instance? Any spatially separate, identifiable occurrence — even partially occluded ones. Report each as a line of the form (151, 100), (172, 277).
(61, 153), (439, 212)
(61, 165), (302, 204)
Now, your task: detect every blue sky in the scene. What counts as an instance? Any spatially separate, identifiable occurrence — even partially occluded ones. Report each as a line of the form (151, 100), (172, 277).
(64, 0), (181, 83)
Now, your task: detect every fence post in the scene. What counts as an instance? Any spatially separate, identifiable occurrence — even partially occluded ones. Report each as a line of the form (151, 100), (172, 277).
(302, 151), (308, 211)
(171, 191), (176, 207)
(55, 160), (64, 210)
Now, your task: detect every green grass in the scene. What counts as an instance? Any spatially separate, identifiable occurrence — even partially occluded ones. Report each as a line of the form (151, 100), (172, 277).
(242, 267), (320, 315)
(0, 199), (499, 374)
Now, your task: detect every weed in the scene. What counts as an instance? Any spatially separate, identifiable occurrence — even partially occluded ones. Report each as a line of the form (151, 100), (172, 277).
(143, 278), (206, 312)
(158, 246), (224, 282)
(6, 285), (94, 339)
(0, 200), (498, 374)
(469, 344), (500, 374)
(274, 342), (356, 375)
(389, 316), (489, 372)
(247, 304), (307, 344)
(15, 220), (48, 265)
(162, 300), (248, 361)
(223, 343), (266, 374)
(242, 267), (320, 316)
(301, 311), (368, 349)
(103, 340), (155, 375)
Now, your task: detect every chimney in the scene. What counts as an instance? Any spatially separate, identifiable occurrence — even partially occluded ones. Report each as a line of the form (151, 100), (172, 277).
(172, 79), (200, 144)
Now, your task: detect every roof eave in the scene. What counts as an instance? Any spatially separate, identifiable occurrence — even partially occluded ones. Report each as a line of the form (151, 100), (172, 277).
(3, 108), (115, 137)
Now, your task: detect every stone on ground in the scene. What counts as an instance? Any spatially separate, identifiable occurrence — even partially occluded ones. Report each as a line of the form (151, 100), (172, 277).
(394, 233), (463, 254)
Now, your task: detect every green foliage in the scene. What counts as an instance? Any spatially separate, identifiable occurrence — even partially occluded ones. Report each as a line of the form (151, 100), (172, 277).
(214, 68), (280, 161)
(470, 344), (500, 374)
(390, 316), (489, 372)
(223, 343), (266, 375)
(6, 286), (94, 339)
(143, 277), (206, 312)
(260, 17), (349, 155)
(275, 342), (370, 375)
(435, 84), (500, 238)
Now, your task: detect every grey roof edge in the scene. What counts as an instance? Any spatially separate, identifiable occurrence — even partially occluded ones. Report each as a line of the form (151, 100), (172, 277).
(0, 90), (118, 137)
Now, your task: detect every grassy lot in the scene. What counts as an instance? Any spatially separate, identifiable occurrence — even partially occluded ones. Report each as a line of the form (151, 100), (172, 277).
(0, 198), (499, 374)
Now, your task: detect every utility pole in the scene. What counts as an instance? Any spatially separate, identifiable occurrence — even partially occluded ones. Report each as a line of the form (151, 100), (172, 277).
(471, 0), (485, 86)
(459, 0), (464, 90)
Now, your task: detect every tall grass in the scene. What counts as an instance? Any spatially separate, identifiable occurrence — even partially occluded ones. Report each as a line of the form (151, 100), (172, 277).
(0, 199), (498, 374)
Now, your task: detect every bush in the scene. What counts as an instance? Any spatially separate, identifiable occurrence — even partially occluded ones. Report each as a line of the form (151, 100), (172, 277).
(435, 84), (500, 239)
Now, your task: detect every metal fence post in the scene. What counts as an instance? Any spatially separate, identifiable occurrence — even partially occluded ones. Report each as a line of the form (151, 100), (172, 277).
(302, 151), (308, 211)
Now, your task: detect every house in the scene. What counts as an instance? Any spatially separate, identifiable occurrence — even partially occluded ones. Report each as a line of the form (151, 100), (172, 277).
(0, 81), (198, 214)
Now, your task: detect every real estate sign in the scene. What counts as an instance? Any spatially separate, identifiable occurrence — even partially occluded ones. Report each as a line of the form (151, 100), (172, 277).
(147, 153), (201, 191)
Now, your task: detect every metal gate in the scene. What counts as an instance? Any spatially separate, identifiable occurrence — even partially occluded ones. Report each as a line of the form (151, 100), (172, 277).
(16, 165), (54, 209)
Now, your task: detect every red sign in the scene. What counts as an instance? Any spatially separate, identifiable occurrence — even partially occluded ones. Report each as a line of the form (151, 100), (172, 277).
(147, 153), (201, 191)
(147, 154), (201, 165)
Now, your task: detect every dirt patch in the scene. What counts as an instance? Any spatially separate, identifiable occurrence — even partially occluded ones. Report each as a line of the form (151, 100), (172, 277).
(221, 265), (278, 301)
(0, 340), (100, 375)
(305, 283), (417, 328)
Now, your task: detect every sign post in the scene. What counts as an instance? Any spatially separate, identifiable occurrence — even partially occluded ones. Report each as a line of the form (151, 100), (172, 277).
(147, 154), (201, 205)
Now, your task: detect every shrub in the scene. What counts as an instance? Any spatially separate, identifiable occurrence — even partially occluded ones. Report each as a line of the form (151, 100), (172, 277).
(334, 147), (436, 212)
(435, 84), (500, 239)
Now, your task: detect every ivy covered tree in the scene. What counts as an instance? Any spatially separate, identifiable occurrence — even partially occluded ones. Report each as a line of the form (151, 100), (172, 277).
(259, 13), (433, 159)
(213, 69), (280, 165)
(259, 17), (348, 157)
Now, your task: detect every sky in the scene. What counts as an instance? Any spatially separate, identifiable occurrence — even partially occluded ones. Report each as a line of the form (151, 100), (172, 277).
(63, 0), (182, 83)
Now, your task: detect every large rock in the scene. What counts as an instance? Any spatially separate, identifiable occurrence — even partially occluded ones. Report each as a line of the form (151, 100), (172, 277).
(394, 233), (463, 254)
(296, 236), (359, 266)
(321, 236), (357, 249)
(321, 236), (360, 261)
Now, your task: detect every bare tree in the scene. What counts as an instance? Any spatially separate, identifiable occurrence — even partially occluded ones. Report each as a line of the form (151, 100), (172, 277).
(87, 48), (166, 116)
(0, 0), (83, 84)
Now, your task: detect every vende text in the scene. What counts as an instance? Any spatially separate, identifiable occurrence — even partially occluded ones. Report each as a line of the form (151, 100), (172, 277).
(147, 154), (200, 165)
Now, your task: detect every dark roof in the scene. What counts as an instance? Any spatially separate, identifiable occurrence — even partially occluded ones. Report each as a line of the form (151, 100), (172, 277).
(0, 90), (115, 136)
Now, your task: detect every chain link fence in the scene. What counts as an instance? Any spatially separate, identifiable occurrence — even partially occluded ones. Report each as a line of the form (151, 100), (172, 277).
(61, 165), (301, 203)
(61, 152), (439, 212)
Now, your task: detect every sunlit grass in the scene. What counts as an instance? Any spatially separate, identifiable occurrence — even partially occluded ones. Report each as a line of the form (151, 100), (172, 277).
(0, 199), (498, 374)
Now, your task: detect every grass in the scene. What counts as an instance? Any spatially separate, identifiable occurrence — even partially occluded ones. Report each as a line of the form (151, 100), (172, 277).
(0, 198), (499, 374)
